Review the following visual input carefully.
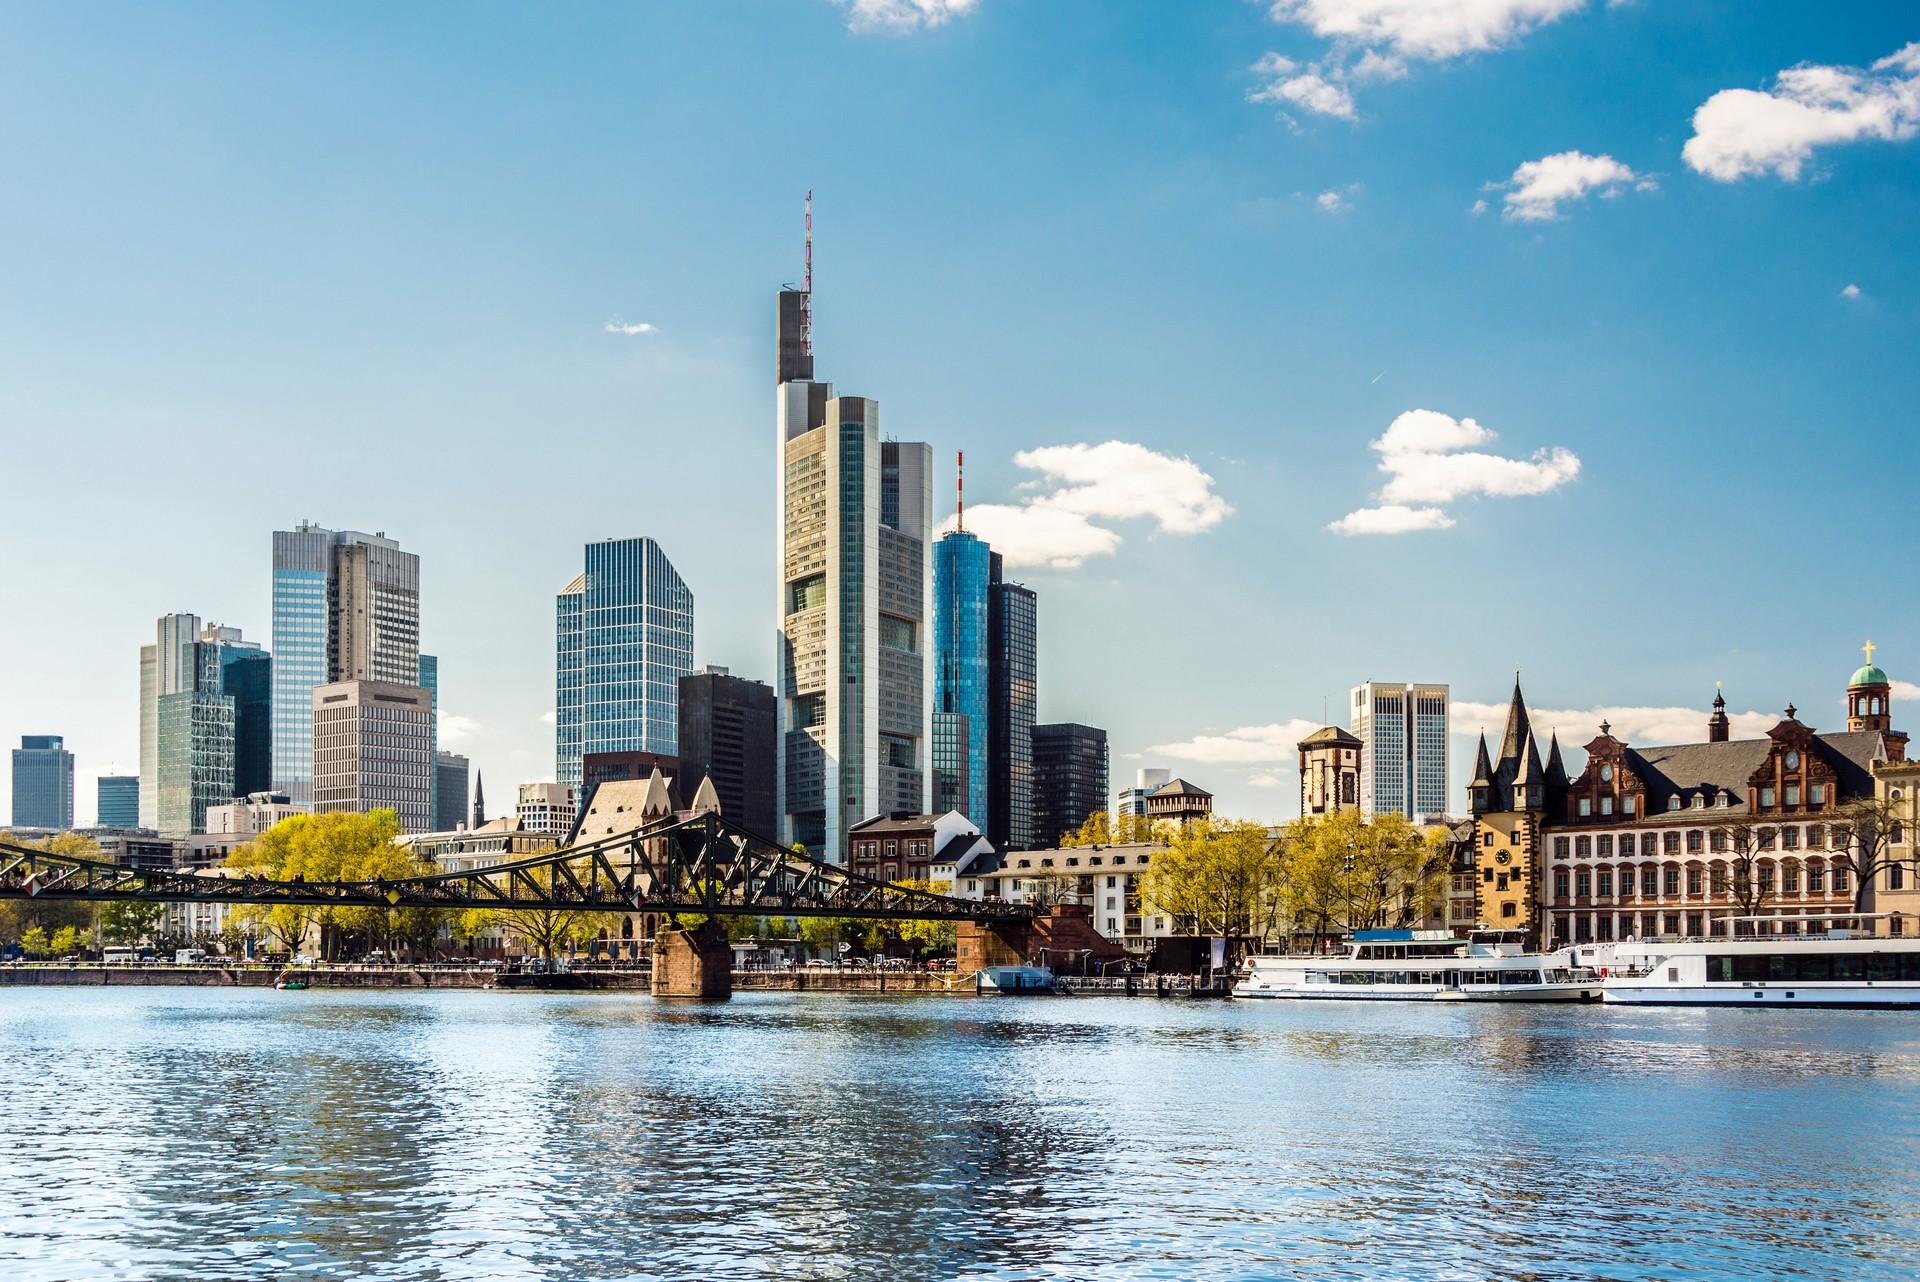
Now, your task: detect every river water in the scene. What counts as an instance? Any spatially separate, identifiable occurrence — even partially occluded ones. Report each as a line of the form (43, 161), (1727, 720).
(2, 988), (1917, 1281)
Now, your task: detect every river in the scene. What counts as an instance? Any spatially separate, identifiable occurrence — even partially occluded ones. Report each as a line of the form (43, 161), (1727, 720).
(1, 988), (1916, 1280)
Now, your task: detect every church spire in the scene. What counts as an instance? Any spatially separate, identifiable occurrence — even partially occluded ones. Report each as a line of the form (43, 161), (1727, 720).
(1470, 733), (1493, 787)
(1545, 732), (1569, 788)
(472, 770), (485, 828)
(1708, 683), (1730, 743)
(1497, 675), (1532, 768)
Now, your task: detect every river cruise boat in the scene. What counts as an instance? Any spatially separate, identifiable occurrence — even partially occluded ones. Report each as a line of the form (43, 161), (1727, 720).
(1232, 929), (1601, 1002)
(1594, 917), (1920, 1007)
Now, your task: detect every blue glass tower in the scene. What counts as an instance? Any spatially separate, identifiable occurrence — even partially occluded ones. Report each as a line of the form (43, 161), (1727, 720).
(933, 530), (991, 827)
(418, 653), (438, 824)
(271, 525), (331, 806)
(11, 736), (74, 830)
(555, 537), (695, 794)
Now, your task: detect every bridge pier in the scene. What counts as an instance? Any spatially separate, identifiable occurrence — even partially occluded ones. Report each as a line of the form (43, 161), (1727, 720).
(651, 919), (732, 1000)
(956, 918), (1032, 975)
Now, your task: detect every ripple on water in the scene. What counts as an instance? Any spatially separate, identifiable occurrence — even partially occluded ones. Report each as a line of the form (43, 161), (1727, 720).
(1, 990), (1918, 1280)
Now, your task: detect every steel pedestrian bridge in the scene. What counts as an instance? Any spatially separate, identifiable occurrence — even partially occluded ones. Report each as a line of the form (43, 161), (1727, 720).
(0, 812), (1028, 924)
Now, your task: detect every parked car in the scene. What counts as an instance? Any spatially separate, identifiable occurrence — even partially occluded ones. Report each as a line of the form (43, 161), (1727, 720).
(804, 958), (833, 969)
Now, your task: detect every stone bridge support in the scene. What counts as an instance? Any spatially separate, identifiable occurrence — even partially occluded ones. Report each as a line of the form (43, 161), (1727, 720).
(956, 918), (1033, 975)
(652, 919), (732, 999)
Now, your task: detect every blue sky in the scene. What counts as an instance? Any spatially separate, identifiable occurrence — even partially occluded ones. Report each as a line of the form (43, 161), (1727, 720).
(4, 0), (1919, 827)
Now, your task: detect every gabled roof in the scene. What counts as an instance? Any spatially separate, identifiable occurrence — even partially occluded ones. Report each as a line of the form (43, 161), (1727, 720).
(1298, 725), (1363, 748)
(1152, 778), (1211, 797)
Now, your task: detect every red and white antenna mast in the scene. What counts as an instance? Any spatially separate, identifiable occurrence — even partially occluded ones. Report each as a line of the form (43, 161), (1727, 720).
(956, 450), (965, 532)
(801, 189), (813, 361)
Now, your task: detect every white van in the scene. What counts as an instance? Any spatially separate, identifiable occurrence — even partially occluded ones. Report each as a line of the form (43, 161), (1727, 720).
(175, 949), (206, 965)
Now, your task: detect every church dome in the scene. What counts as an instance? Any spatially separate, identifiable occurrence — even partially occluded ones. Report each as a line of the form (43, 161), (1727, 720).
(1851, 663), (1890, 688)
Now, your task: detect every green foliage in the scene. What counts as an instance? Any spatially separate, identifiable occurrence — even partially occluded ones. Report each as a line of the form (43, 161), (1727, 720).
(1270, 810), (1453, 943)
(1059, 810), (1160, 848)
(20, 926), (49, 958)
(100, 900), (167, 946)
(49, 925), (83, 956)
(224, 809), (447, 957)
(1139, 818), (1281, 939)
(0, 832), (102, 946)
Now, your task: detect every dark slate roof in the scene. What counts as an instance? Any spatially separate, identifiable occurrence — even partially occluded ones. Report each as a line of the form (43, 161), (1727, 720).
(1298, 725), (1363, 747)
(1626, 731), (1884, 811)
(933, 832), (981, 867)
(1153, 778), (1211, 797)
(847, 813), (944, 835)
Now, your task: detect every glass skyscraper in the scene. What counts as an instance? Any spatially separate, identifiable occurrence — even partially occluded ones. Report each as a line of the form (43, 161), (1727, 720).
(97, 775), (139, 828)
(271, 523), (420, 807)
(554, 537), (694, 795)
(988, 553), (1037, 852)
(11, 735), (74, 830)
(933, 529), (991, 826)
(140, 615), (269, 835)
(419, 653), (438, 825)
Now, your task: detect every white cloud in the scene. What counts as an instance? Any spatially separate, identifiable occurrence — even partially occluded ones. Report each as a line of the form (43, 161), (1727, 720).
(1684, 42), (1920, 182)
(603, 318), (657, 336)
(1252, 0), (1589, 119)
(1842, 283), (1863, 299)
(1327, 504), (1454, 535)
(1147, 720), (1324, 766)
(840, 0), (976, 34)
(539, 710), (557, 727)
(1268, 0), (1588, 62)
(1315, 182), (1362, 213)
(1456, 700), (1778, 746)
(949, 441), (1232, 569)
(1493, 150), (1652, 221)
(439, 714), (483, 748)
(1470, 197), (1489, 216)
(1248, 769), (1290, 789)
(1330, 409), (1579, 534)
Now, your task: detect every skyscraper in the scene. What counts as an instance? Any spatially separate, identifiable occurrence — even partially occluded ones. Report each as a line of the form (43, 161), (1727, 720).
(311, 679), (433, 832)
(97, 775), (139, 828)
(11, 736), (74, 830)
(554, 537), (695, 795)
(433, 751), (469, 832)
(678, 666), (776, 836)
(271, 523), (420, 807)
(932, 528), (991, 826)
(775, 284), (933, 862)
(1031, 722), (1108, 848)
(986, 553), (1036, 852)
(140, 615), (271, 835)
(419, 653), (439, 826)
(1350, 682), (1451, 822)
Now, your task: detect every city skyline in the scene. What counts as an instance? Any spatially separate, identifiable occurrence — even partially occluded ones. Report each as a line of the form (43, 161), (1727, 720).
(5, 3), (1919, 828)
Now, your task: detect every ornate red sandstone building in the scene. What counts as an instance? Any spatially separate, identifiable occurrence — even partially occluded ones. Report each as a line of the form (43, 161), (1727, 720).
(1470, 650), (1908, 946)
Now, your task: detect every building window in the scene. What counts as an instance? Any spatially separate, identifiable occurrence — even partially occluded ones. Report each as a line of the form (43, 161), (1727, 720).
(1579, 798), (1592, 817)
(1576, 870), (1591, 897)
(1686, 830), (1703, 853)
(1711, 867), (1727, 894)
(1597, 869), (1613, 896)
(1597, 835), (1613, 856)
(1643, 868), (1659, 896)
(1809, 866), (1824, 893)
(1624, 796), (1637, 815)
(1575, 836), (1591, 856)
(1835, 868), (1849, 892)
(1686, 867), (1702, 895)
(1807, 826), (1825, 850)
(1555, 871), (1570, 897)
(1782, 826), (1800, 850)
(1761, 787), (1776, 808)
(1759, 828), (1775, 851)
(1663, 867), (1680, 896)
(1667, 796), (1681, 812)
(1501, 903), (1517, 919)
(1555, 836), (1570, 857)
(1782, 865), (1799, 893)
(1600, 797), (1613, 816)
(1663, 832), (1680, 854)
(1811, 784), (1826, 805)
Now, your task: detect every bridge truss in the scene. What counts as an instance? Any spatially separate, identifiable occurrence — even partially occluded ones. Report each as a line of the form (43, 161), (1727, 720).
(0, 812), (1026, 924)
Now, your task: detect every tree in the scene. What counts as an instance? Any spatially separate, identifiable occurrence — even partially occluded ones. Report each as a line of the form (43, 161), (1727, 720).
(1830, 797), (1912, 916)
(49, 925), (83, 956)
(1267, 811), (1452, 947)
(1060, 810), (1159, 848)
(0, 832), (102, 948)
(1024, 870), (1080, 910)
(1139, 818), (1282, 943)
(497, 853), (623, 961)
(100, 900), (167, 946)
(1709, 819), (1771, 922)
(20, 926), (49, 958)
(226, 809), (435, 959)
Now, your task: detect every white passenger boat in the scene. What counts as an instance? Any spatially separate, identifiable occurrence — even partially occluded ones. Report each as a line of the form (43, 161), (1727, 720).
(1232, 929), (1601, 1002)
(974, 964), (1054, 994)
(1596, 917), (1920, 1008)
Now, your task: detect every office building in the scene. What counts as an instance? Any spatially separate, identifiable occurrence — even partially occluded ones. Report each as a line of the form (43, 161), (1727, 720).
(1351, 682), (1450, 822)
(434, 751), (470, 833)
(206, 792), (304, 835)
(96, 775), (139, 829)
(515, 782), (576, 837)
(272, 523), (421, 807)
(140, 615), (272, 835)
(419, 653), (439, 828)
(678, 666), (776, 836)
(1030, 723), (1109, 848)
(554, 537), (694, 796)
(11, 736), (74, 830)
(1117, 768), (1173, 821)
(775, 282), (933, 862)
(932, 528), (991, 827)
(986, 553), (1036, 851)
(311, 679), (433, 832)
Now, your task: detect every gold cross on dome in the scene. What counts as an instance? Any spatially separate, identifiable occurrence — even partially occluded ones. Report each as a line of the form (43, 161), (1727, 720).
(1864, 639), (1877, 666)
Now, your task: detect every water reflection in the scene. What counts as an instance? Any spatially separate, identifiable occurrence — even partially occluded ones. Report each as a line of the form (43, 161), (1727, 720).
(2, 990), (1919, 1280)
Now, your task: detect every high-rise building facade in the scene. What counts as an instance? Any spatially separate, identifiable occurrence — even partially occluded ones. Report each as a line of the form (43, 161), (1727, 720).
(1031, 722), (1108, 848)
(272, 523), (420, 807)
(433, 751), (469, 833)
(932, 529), (991, 827)
(140, 615), (271, 835)
(311, 679), (433, 832)
(97, 775), (139, 828)
(986, 553), (1036, 851)
(678, 666), (776, 837)
(11, 736), (74, 830)
(554, 537), (695, 796)
(515, 782), (576, 837)
(1351, 681), (1451, 822)
(775, 286), (932, 862)
(419, 653), (439, 827)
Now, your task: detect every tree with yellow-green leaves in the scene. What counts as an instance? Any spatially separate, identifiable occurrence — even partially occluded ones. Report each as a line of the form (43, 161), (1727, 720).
(1059, 810), (1162, 848)
(1138, 817), (1283, 943)
(1271, 809), (1452, 947)
(0, 831), (102, 950)
(487, 853), (624, 961)
(225, 809), (446, 959)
